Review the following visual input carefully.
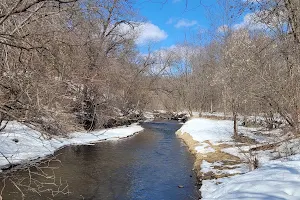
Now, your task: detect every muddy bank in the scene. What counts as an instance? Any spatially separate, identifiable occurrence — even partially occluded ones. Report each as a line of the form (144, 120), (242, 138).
(175, 117), (300, 200)
(175, 131), (202, 180)
(175, 126), (244, 197)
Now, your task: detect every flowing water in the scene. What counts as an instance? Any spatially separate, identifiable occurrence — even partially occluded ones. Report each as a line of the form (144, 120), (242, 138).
(1, 121), (199, 200)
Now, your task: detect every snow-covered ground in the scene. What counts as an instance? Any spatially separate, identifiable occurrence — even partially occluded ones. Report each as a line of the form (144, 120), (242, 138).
(177, 118), (300, 200)
(203, 156), (300, 199)
(0, 121), (143, 170)
(178, 118), (233, 147)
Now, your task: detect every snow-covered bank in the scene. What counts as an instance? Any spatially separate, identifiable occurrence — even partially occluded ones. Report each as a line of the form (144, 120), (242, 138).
(0, 121), (143, 170)
(177, 118), (300, 199)
(178, 118), (233, 146)
(203, 156), (300, 199)
(176, 118), (234, 156)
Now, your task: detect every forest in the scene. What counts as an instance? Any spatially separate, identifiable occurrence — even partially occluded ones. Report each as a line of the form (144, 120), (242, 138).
(1, 0), (299, 137)
(1, 0), (300, 199)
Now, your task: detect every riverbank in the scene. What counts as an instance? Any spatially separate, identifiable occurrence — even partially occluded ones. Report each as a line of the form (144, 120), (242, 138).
(0, 121), (143, 171)
(1, 121), (199, 200)
(176, 118), (300, 199)
(0, 110), (187, 172)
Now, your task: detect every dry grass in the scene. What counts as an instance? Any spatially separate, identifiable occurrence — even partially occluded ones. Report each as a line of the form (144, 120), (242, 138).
(176, 130), (242, 181)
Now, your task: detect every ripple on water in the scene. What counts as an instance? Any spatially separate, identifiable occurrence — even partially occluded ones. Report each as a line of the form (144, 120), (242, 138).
(1, 121), (199, 200)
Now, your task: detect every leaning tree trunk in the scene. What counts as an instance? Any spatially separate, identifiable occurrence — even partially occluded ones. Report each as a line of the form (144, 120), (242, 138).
(0, 113), (9, 132)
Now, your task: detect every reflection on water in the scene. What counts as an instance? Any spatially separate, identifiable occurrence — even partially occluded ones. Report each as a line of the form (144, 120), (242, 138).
(1, 121), (199, 200)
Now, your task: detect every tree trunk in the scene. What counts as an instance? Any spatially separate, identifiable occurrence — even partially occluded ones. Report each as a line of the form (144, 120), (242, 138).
(233, 110), (238, 138)
(223, 88), (227, 118)
(284, 0), (300, 43)
(232, 99), (238, 138)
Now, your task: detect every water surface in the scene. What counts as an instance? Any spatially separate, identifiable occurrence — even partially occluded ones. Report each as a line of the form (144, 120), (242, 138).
(1, 121), (199, 200)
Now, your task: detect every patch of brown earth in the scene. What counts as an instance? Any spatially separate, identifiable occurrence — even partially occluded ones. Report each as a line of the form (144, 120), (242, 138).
(202, 171), (240, 180)
(233, 134), (258, 145)
(176, 130), (242, 182)
(213, 165), (240, 170)
(250, 143), (279, 151)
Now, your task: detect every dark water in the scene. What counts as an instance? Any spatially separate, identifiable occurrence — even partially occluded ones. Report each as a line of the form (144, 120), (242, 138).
(1, 121), (199, 200)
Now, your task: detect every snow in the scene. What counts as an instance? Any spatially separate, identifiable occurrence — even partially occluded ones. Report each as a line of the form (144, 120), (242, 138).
(178, 118), (233, 148)
(143, 111), (155, 120)
(201, 160), (248, 176)
(201, 160), (215, 174)
(277, 138), (300, 157)
(222, 146), (252, 160)
(179, 118), (300, 200)
(203, 159), (300, 200)
(0, 121), (143, 170)
(196, 144), (215, 154)
(201, 112), (232, 118)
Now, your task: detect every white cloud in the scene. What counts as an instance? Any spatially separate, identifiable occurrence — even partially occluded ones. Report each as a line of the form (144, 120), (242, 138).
(166, 18), (175, 25)
(141, 44), (205, 75)
(172, 0), (182, 3)
(217, 25), (229, 33)
(135, 22), (168, 45)
(233, 12), (266, 30)
(221, 10), (285, 33)
(174, 19), (198, 28)
(118, 22), (168, 45)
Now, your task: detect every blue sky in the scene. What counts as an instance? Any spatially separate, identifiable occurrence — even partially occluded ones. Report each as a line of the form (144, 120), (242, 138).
(130, 0), (257, 54)
(134, 0), (224, 53)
